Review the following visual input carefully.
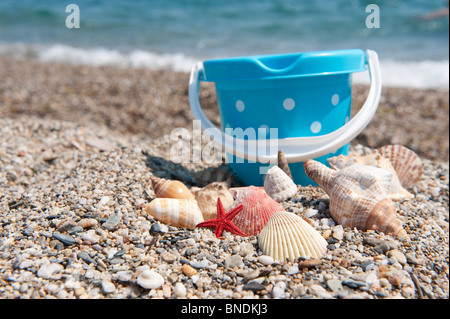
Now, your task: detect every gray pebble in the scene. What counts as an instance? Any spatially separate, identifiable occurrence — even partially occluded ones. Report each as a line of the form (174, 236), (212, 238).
(77, 251), (96, 265)
(342, 279), (367, 289)
(361, 260), (375, 272)
(102, 215), (121, 230)
(224, 254), (244, 268)
(327, 279), (344, 293)
(52, 232), (76, 246)
(374, 242), (392, 254)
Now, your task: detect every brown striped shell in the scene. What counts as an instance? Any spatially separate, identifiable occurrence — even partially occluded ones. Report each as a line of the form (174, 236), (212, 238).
(258, 211), (328, 262)
(277, 150), (293, 180)
(229, 186), (285, 237)
(328, 150), (414, 202)
(150, 176), (195, 200)
(143, 198), (204, 229)
(378, 145), (423, 188)
(304, 159), (409, 240)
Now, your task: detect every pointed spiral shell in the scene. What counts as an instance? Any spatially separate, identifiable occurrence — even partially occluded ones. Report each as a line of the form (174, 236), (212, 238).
(304, 160), (409, 240)
(150, 176), (195, 200)
(144, 198), (204, 229)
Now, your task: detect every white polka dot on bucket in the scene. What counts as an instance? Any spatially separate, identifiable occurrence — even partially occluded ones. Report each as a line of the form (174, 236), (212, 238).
(283, 98), (295, 111)
(331, 94), (340, 106)
(236, 100), (245, 112)
(310, 121), (322, 134)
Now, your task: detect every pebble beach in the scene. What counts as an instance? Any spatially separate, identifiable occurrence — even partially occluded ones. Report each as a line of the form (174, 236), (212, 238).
(0, 56), (448, 300)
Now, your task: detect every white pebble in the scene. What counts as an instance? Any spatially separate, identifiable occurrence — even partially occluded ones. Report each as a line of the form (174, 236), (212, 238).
(99, 196), (110, 206)
(258, 255), (274, 265)
(81, 231), (101, 244)
(177, 238), (196, 248)
(136, 270), (164, 289)
(37, 263), (63, 279)
(271, 282), (287, 299)
(101, 281), (116, 294)
(304, 208), (319, 218)
(173, 282), (186, 298)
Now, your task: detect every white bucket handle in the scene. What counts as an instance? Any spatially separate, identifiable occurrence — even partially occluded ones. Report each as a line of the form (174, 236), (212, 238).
(188, 50), (382, 163)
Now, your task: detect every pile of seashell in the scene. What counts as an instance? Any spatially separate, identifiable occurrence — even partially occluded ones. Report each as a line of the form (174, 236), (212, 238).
(143, 145), (424, 263)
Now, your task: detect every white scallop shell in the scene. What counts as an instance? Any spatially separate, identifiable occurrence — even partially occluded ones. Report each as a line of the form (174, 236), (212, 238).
(258, 211), (328, 262)
(264, 165), (298, 202)
(143, 198), (204, 229)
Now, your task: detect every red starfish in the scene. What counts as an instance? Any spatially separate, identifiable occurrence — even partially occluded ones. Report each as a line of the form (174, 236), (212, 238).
(196, 197), (247, 238)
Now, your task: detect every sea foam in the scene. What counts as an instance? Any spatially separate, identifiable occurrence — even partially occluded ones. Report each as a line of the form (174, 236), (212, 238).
(1, 43), (448, 89)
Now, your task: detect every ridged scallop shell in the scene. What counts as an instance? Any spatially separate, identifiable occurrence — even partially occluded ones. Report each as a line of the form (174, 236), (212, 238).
(229, 186), (285, 237)
(264, 165), (298, 202)
(258, 211), (328, 262)
(190, 182), (235, 220)
(150, 176), (195, 200)
(328, 150), (414, 202)
(143, 198), (204, 229)
(278, 150), (293, 180)
(304, 159), (409, 240)
(378, 145), (423, 188)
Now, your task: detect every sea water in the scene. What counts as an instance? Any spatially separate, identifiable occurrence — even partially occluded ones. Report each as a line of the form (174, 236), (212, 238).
(0, 0), (448, 88)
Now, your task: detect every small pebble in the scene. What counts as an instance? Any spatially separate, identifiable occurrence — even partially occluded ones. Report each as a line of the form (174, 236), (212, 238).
(52, 232), (76, 246)
(181, 264), (197, 276)
(102, 215), (121, 230)
(136, 270), (164, 290)
(173, 282), (186, 298)
(258, 255), (274, 266)
(37, 263), (64, 279)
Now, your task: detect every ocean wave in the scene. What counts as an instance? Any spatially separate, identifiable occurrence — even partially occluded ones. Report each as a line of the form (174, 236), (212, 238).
(353, 59), (449, 89)
(1, 43), (448, 89)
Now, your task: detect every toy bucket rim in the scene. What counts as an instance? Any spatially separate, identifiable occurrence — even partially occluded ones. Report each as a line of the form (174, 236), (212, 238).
(202, 48), (368, 82)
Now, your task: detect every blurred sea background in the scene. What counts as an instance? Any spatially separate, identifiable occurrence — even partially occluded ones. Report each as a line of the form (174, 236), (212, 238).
(0, 0), (448, 88)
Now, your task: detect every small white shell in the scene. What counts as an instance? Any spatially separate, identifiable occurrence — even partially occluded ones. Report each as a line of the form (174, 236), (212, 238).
(136, 270), (164, 289)
(258, 211), (328, 262)
(264, 165), (298, 202)
(144, 198), (204, 229)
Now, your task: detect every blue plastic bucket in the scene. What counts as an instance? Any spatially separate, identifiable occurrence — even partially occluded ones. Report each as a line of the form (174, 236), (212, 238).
(189, 49), (382, 186)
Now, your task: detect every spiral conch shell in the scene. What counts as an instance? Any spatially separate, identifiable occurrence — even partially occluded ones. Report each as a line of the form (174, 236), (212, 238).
(264, 165), (298, 202)
(304, 159), (409, 240)
(143, 198), (204, 229)
(258, 211), (328, 262)
(378, 145), (423, 188)
(150, 176), (195, 200)
(328, 150), (414, 202)
(229, 186), (285, 236)
(190, 182), (235, 220)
